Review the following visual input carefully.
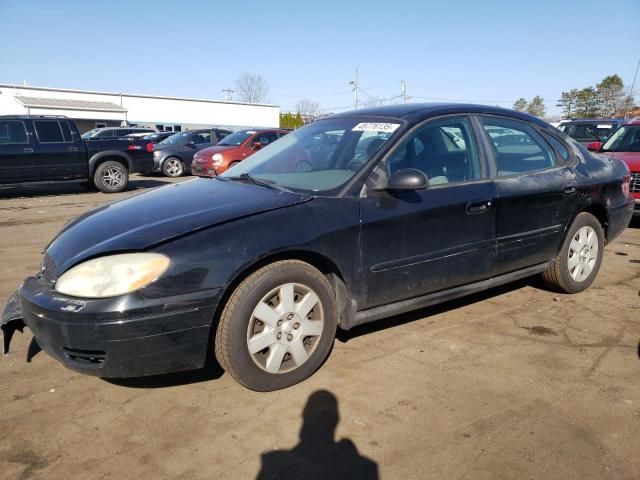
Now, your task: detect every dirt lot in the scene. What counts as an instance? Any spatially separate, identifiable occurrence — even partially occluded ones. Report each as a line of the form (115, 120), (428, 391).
(1, 176), (639, 480)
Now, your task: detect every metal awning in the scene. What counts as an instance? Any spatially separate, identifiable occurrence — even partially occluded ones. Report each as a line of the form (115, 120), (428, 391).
(14, 96), (127, 113)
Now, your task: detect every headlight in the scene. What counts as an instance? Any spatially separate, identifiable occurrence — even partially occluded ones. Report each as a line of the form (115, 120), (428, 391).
(211, 153), (223, 163)
(55, 253), (170, 298)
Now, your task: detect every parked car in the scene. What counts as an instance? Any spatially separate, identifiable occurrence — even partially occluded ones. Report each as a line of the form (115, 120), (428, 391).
(126, 131), (177, 149)
(587, 118), (640, 216)
(2, 104), (634, 391)
(81, 126), (155, 140)
(191, 129), (289, 176)
(0, 115), (154, 193)
(558, 119), (625, 145)
(152, 128), (233, 177)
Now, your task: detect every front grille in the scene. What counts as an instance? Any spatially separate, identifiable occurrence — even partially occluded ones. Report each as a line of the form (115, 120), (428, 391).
(631, 172), (640, 193)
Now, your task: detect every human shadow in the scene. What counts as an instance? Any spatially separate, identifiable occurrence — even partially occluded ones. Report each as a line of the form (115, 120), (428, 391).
(256, 390), (379, 480)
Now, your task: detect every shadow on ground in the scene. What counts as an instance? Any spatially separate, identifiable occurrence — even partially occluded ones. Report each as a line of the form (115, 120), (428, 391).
(103, 355), (224, 388)
(0, 176), (173, 199)
(256, 390), (378, 480)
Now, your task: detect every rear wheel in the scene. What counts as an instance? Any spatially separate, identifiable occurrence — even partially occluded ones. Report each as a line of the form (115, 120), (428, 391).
(542, 212), (604, 293)
(214, 260), (337, 391)
(93, 161), (128, 193)
(162, 157), (184, 177)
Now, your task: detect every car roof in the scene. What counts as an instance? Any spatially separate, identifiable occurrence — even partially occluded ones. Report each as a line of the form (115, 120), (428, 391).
(330, 103), (549, 127)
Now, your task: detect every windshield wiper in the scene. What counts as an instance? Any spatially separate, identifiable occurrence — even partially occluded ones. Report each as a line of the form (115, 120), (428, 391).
(226, 173), (292, 192)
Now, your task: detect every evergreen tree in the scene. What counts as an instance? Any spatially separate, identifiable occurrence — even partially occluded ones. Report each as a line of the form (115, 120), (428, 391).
(556, 89), (579, 119)
(513, 98), (528, 112)
(526, 95), (546, 117)
(596, 74), (624, 117)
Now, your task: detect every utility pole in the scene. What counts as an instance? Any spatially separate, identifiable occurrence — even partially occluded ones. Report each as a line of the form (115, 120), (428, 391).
(349, 67), (359, 110)
(626, 59), (639, 117)
(222, 89), (234, 101)
(401, 80), (408, 104)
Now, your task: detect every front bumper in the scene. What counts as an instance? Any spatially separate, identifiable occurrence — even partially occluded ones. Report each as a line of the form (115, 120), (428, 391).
(2, 276), (223, 378)
(191, 163), (218, 177)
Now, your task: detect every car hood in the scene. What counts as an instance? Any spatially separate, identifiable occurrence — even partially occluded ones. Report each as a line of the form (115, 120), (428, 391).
(603, 151), (640, 171)
(45, 178), (311, 277)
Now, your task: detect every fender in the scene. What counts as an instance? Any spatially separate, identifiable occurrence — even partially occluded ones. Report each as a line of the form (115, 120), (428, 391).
(88, 150), (133, 176)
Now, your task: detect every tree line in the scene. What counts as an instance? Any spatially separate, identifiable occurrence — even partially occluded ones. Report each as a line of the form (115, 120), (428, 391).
(556, 74), (635, 119)
(512, 95), (546, 118)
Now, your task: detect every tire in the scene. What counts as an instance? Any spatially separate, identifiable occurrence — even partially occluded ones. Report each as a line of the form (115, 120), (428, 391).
(162, 157), (184, 177)
(215, 260), (337, 391)
(542, 212), (604, 293)
(93, 161), (129, 193)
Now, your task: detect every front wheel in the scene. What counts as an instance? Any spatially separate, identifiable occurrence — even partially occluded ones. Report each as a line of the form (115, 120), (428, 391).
(93, 161), (129, 193)
(214, 260), (337, 391)
(542, 212), (604, 293)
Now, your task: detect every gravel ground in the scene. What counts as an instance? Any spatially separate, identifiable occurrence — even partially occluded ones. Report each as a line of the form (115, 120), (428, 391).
(1, 176), (639, 480)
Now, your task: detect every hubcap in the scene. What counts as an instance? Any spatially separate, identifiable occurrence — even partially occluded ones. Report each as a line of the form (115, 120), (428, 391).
(568, 226), (598, 282)
(166, 159), (182, 176)
(103, 167), (124, 188)
(246, 282), (324, 374)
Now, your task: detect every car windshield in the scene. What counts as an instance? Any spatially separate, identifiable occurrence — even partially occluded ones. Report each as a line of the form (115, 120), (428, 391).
(601, 125), (640, 152)
(221, 118), (402, 194)
(159, 132), (190, 145)
(218, 130), (253, 146)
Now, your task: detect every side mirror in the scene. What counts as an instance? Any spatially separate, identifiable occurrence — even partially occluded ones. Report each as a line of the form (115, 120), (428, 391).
(386, 168), (429, 191)
(252, 141), (263, 150)
(587, 141), (602, 152)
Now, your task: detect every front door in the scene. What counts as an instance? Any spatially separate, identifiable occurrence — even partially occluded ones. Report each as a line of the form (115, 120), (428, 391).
(477, 115), (580, 275)
(32, 119), (85, 180)
(360, 116), (497, 309)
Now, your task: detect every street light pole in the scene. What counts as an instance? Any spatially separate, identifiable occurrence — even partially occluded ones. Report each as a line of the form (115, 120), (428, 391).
(349, 68), (359, 110)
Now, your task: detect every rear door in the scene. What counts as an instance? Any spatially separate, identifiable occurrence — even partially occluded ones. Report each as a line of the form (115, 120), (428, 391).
(477, 115), (580, 275)
(360, 115), (497, 308)
(0, 119), (33, 183)
(32, 119), (85, 180)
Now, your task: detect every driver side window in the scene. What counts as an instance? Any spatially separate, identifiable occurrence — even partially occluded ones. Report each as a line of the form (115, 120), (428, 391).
(386, 116), (481, 185)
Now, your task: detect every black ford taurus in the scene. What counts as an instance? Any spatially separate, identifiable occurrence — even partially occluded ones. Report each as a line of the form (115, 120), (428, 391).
(2, 104), (634, 391)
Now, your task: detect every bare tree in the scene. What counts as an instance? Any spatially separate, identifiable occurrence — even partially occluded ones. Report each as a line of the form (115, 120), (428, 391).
(295, 98), (320, 119)
(235, 73), (269, 103)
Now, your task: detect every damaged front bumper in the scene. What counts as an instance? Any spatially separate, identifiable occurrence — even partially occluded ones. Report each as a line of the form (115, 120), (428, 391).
(2, 278), (224, 378)
(2, 291), (25, 355)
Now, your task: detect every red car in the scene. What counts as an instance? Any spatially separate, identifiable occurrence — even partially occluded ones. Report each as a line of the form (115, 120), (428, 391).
(192, 128), (289, 176)
(588, 119), (640, 216)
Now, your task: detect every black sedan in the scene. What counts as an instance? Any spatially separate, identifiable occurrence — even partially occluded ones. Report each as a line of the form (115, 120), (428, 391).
(2, 104), (634, 391)
(151, 128), (233, 177)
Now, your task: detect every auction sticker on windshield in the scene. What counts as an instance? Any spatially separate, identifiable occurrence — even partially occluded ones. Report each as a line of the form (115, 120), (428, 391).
(352, 122), (400, 133)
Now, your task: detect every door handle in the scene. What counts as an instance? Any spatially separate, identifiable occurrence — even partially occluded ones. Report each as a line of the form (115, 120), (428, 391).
(563, 181), (577, 195)
(23, 148), (34, 153)
(68, 147), (79, 152)
(466, 199), (492, 214)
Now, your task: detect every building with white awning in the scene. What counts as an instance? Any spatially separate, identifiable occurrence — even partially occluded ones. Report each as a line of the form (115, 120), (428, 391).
(0, 84), (280, 133)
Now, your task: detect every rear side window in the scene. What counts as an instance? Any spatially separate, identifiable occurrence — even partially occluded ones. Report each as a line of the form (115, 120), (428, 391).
(541, 132), (570, 163)
(34, 120), (65, 143)
(59, 121), (73, 142)
(0, 120), (28, 144)
(480, 117), (556, 176)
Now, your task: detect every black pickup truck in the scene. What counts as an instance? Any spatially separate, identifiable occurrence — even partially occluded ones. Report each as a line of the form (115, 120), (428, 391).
(0, 116), (154, 193)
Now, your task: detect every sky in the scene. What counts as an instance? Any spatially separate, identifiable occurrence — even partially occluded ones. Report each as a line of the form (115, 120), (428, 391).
(1, 0), (639, 117)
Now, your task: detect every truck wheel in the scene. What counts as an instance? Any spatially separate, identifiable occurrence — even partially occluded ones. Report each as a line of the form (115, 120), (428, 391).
(542, 212), (604, 293)
(162, 157), (184, 177)
(94, 161), (129, 193)
(215, 260), (337, 391)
